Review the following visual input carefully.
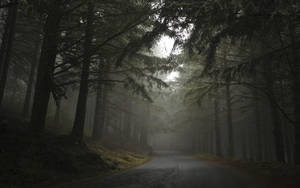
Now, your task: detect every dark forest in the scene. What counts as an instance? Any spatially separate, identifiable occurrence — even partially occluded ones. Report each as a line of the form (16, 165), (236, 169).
(0, 0), (299, 187)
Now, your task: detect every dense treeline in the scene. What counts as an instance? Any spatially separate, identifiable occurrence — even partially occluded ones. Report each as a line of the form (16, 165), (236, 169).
(160, 0), (299, 165)
(0, 0), (174, 151)
(0, 0), (299, 175)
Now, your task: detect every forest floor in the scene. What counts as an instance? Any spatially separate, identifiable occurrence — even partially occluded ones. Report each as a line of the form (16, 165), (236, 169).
(194, 154), (300, 188)
(0, 115), (151, 188)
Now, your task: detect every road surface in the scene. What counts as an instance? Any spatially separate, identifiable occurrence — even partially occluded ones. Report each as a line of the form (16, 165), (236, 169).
(63, 151), (265, 188)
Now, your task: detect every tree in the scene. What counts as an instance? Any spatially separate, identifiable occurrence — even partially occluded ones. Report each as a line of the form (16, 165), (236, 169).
(213, 89), (222, 156)
(0, 0), (18, 107)
(22, 35), (41, 117)
(30, 0), (63, 132)
(71, 0), (95, 142)
(158, 0), (299, 164)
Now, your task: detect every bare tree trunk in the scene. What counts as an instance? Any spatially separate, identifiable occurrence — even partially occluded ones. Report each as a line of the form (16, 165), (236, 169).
(119, 111), (124, 134)
(225, 81), (234, 157)
(278, 78), (293, 164)
(270, 104), (285, 162)
(293, 77), (300, 164)
(92, 81), (104, 139)
(30, 1), (62, 132)
(289, 21), (300, 165)
(241, 130), (247, 160)
(140, 103), (150, 148)
(198, 126), (202, 153)
(71, 1), (94, 142)
(263, 58), (285, 162)
(247, 126), (254, 161)
(210, 118), (215, 154)
(22, 37), (41, 117)
(192, 124), (197, 152)
(253, 89), (263, 161)
(101, 84), (108, 135)
(92, 62), (105, 140)
(124, 99), (132, 138)
(54, 99), (61, 127)
(133, 121), (139, 144)
(209, 122), (214, 154)
(214, 91), (222, 156)
(0, 0), (17, 107)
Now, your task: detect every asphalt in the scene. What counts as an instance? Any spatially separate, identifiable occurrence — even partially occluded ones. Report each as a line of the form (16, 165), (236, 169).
(62, 151), (265, 188)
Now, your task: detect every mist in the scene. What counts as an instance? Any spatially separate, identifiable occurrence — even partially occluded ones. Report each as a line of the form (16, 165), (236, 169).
(0, 0), (299, 188)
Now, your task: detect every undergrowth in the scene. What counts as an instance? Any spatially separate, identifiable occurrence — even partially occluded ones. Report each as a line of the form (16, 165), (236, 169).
(0, 116), (150, 188)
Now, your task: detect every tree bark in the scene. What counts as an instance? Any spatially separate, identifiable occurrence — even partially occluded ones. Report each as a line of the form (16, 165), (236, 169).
(241, 130), (247, 159)
(22, 37), (41, 118)
(30, 1), (62, 132)
(133, 121), (139, 144)
(71, 2), (94, 142)
(263, 62), (285, 162)
(214, 91), (222, 156)
(92, 80), (104, 139)
(54, 99), (61, 127)
(253, 89), (263, 161)
(0, 0), (18, 107)
(289, 21), (300, 164)
(140, 102), (150, 148)
(124, 99), (132, 138)
(140, 125), (148, 147)
(92, 61), (108, 140)
(225, 81), (234, 157)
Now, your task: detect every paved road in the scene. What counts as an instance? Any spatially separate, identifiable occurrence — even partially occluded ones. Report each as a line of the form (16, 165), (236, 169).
(64, 151), (265, 188)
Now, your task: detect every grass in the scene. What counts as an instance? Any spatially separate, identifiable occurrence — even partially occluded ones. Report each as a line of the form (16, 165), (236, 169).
(0, 116), (151, 188)
(88, 140), (151, 170)
(194, 153), (300, 188)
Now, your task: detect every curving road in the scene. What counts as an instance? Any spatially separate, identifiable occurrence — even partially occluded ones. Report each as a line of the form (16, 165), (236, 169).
(63, 151), (265, 188)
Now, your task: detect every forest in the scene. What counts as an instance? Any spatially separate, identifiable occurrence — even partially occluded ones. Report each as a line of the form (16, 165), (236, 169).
(0, 0), (299, 188)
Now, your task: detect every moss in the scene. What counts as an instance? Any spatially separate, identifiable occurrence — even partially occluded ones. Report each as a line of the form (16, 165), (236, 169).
(87, 140), (150, 171)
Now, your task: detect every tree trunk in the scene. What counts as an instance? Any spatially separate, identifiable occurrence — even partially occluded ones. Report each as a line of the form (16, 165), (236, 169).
(92, 61), (108, 140)
(270, 102), (285, 162)
(263, 62), (285, 162)
(0, 0), (18, 107)
(209, 121), (214, 154)
(211, 122), (215, 154)
(225, 81), (234, 157)
(119, 111), (124, 134)
(92, 80), (104, 139)
(22, 38), (41, 118)
(247, 126), (254, 161)
(133, 121), (139, 144)
(8, 77), (18, 107)
(140, 125), (148, 147)
(124, 99), (132, 138)
(54, 99), (61, 127)
(140, 102), (150, 148)
(30, 2), (62, 132)
(93, 64), (110, 139)
(71, 2), (94, 142)
(192, 124), (197, 152)
(293, 73), (300, 164)
(214, 91), (222, 156)
(289, 21), (300, 165)
(241, 130), (247, 160)
(253, 89), (263, 161)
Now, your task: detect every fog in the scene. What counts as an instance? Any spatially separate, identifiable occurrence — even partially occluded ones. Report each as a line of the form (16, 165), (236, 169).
(0, 0), (299, 187)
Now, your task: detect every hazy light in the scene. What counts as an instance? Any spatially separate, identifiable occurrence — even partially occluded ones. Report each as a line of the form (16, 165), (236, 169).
(152, 35), (175, 58)
(152, 35), (181, 82)
(166, 71), (179, 82)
